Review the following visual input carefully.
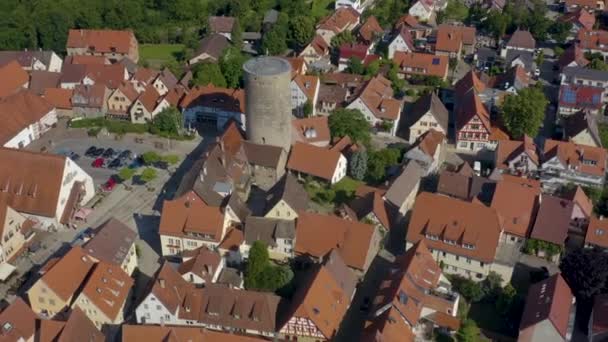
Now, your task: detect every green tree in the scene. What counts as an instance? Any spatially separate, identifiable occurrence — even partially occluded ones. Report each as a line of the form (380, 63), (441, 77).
(140, 168), (157, 183)
(220, 46), (247, 88)
(245, 241), (270, 288)
(330, 31), (355, 48)
(366, 148), (401, 183)
(118, 167), (136, 182)
(484, 11), (509, 40)
(231, 19), (243, 49)
(141, 151), (161, 165)
(192, 62), (227, 88)
(501, 86), (548, 138)
(456, 319), (480, 342)
(436, 0), (469, 24)
(151, 107), (183, 135)
(560, 248), (608, 301)
(288, 16), (315, 49)
(535, 49), (544, 69)
(303, 100), (313, 117)
(349, 150), (368, 180)
(365, 60), (381, 76)
(347, 57), (365, 74)
(549, 21), (572, 44)
(496, 284), (517, 315)
(328, 109), (371, 146)
(450, 275), (485, 302)
(162, 154), (180, 165)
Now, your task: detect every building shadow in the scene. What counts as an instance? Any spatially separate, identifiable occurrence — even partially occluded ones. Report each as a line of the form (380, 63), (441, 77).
(132, 213), (162, 256)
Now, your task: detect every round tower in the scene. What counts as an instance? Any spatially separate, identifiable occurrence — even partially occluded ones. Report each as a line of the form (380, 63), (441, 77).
(243, 56), (292, 150)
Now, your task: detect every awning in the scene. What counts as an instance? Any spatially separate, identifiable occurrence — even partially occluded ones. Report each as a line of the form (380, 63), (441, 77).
(74, 208), (93, 220)
(0, 263), (16, 281)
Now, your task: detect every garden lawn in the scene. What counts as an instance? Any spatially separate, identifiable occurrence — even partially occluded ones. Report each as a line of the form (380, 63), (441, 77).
(139, 44), (184, 64)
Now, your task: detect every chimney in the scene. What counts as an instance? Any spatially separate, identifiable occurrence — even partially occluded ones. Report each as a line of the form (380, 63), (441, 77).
(159, 278), (166, 288)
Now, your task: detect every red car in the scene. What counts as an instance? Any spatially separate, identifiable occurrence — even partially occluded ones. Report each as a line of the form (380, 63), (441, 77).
(102, 176), (117, 192)
(92, 158), (104, 168)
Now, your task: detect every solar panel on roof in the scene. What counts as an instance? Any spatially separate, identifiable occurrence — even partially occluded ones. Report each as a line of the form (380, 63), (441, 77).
(432, 58), (440, 65)
(593, 94), (601, 104)
(563, 88), (576, 104)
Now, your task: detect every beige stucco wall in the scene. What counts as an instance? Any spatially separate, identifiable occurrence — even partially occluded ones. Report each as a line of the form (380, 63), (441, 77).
(27, 281), (68, 318)
(0, 206), (28, 263)
(74, 293), (114, 329)
(265, 200), (298, 220)
(120, 243), (138, 276)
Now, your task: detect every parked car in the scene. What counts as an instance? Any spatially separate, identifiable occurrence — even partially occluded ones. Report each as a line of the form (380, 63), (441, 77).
(118, 150), (133, 160)
(92, 158), (104, 168)
(102, 176), (118, 192)
(85, 146), (97, 157)
(91, 148), (105, 157)
(69, 152), (80, 161)
(102, 148), (117, 159)
(108, 158), (124, 169)
(129, 157), (144, 169)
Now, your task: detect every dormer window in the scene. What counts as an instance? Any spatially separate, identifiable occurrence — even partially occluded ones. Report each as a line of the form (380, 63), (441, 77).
(426, 234), (439, 241)
(463, 243), (475, 250)
(443, 239), (456, 245)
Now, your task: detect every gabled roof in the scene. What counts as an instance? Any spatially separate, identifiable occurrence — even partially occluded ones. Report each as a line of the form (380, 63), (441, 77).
(491, 179), (540, 237)
(435, 24), (476, 53)
(180, 84), (245, 113)
(306, 35), (331, 56)
(455, 90), (491, 132)
(406, 192), (503, 263)
(564, 110), (602, 147)
(558, 45), (590, 70)
(36, 246), (95, 302)
(72, 84), (107, 109)
(43, 88), (73, 110)
(577, 29), (608, 53)
(412, 129), (446, 158)
(159, 191), (225, 242)
(393, 52), (449, 78)
(28, 71), (61, 95)
(585, 216), (608, 248)
(292, 116), (331, 145)
(348, 188), (392, 229)
(358, 16), (384, 43)
(339, 43), (369, 61)
(531, 195), (573, 246)
(0, 61), (29, 98)
(559, 84), (603, 110)
(519, 274), (574, 340)
(287, 142), (343, 181)
(67, 29), (135, 54)
(561, 9), (595, 30)
(194, 33), (230, 61)
(265, 173), (309, 213)
(145, 261), (193, 314)
(296, 212), (377, 270)
(209, 16), (236, 33)
(406, 92), (449, 132)
(385, 161), (424, 208)
(0, 298), (36, 342)
(317, 7), (360, 33)
(506, 30), (536, 49)
(281, 250), (356, 339)
(543, 139), (607, 176)
(495, 136), (540, 169)
(178, 246), (222, 281)
(244, 216), (296, 246)
(454, 70), (486, 96)
(353, 75), (402, 120)
(491, 65), (531, 91)
(135, 86), (161, 112)
(292, 74), (319, 101)
(0, 91), (55, 145)
(83, 217), (137, 266)
(0, 147), (68, 218)
(80, 261), (134, 320)
(40, 307), (105, 342)
(563, 185), (593, 218)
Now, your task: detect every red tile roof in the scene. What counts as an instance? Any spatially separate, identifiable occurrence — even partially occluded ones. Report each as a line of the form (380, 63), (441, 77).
(358, 16), (384, 43)
(296, 212), (377, 270)
(0, 298), (37, 342)
(355, 75), (403, 120)
(561, 9), (596, 30)
(393, 52), (449, 79)
(317, 7), (360, 34)
(435, 25), (476, 53)
(180, 84), (245, 113)
(406, 192), (503, 263)
(491, 179), (540, 237)
(287, 142), (342, 181)
(67, 29), (135, 54)
(292, 116), (331, 145)
(543, 139), (607, 177)
(495, 136), (539, 169)
(339, 43), (369, 61)
(43, 88), (73, 110)
(0, 61), (28, 98)
(585, 216), (608, 248)
(36, 246), (95, 302)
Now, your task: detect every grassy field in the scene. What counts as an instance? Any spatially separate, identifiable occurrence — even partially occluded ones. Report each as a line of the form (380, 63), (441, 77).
(311, 0), (335, 19)
(139, 44), (185, 66)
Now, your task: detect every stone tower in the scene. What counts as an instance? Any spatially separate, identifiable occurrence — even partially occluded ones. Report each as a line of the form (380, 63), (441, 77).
(243, 56), (292, 151)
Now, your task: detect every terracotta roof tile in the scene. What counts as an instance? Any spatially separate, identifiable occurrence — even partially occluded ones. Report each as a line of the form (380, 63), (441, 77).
(506, 30), (536, 49)
(393, 52), (449, 78)
(495, 136), (539, 169)
(66, 55), (110, 65)
(292, 116), (331, 145)
(160, 191), (225, 243)
(0, 298), (36, 342)
(67, 29), (135, 54)
(358, 16), (384, 43)
(531, 195), (573, 246)
(317, 7), (360, 33)
(491, 180), (540, 237)
(287, 142), (343, 181)
(414, 129), (445, 157)
(0, 61), (28, 98)
(0, 147), (68, 218)
(585, 216), (608, 248)
(36, 246), (95, 302)
(543, 139), (607, 177)
(292, 74), (319, 102)
(28, 71), (61, 95)
(578, 29), (608, 53)
(406, 192), (502, 263)
(121, 325), (266, 341)
(43, 88), (73, 110)
(80, 261), (134, 320)
(209, 16), (236, 33)
(180, 84), (245, 113)
(296, 212), (376, 270)
(218, 227), (244, 251)
(355, 75), (403, 120)
(83, 217), (136, 266)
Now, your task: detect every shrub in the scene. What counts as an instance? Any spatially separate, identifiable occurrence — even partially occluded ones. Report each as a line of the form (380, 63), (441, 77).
(140, 168), (158, 183)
